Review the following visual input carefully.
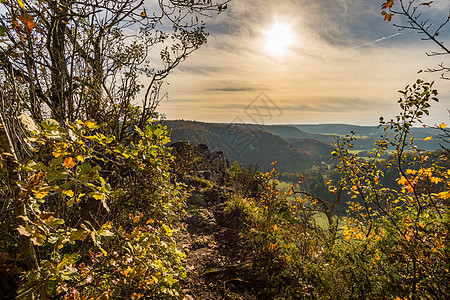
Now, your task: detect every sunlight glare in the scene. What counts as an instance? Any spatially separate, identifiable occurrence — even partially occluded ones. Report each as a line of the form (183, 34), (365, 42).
(265, 22), (294, 55)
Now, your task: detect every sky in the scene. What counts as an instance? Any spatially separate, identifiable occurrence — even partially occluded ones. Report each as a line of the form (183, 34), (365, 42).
(151, 0), (450, 126)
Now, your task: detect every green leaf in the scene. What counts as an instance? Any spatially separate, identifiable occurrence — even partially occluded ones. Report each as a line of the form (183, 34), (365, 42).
(57, 254), (80, 271)
(45, 217), (64, 229)
(70, 229), (88, 242)
(0, 25), (7, 36)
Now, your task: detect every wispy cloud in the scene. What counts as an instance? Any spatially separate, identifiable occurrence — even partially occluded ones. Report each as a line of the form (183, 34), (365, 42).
(151, 0), (449, 126)
(346, 32), (402, 50)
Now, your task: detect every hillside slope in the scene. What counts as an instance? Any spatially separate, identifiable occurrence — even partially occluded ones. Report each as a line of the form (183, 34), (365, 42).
(163, 120), (334, 172)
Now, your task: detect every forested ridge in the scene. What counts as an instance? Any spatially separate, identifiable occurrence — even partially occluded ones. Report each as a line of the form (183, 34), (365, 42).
(0, 0), (449, 299)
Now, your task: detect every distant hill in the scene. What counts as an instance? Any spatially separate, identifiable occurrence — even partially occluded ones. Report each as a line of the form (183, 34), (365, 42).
(288, 124), (442, 150)
(162, 120), (443, 172)
(162, 120), (335, 172)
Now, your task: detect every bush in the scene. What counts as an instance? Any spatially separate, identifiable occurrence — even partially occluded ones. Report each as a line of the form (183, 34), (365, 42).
(0, 117), (187, 299)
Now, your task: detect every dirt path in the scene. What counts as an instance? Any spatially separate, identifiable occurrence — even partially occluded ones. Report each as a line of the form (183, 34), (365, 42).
(178, 187), (261, 300)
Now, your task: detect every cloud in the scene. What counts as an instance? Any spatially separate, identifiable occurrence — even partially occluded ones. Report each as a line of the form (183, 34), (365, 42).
(205, 87), (259, 92)
(149, 0), (449, 126)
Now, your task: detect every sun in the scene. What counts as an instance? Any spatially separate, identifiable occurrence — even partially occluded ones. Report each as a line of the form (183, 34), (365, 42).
(264, 22), (294, 55)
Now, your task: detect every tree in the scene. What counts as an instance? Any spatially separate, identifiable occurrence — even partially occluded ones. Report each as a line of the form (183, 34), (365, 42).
(381, 0), (450, 79)
(381, 0), (450, 152)
(0, 0), (228, 156)
(0, 0), (228, 298)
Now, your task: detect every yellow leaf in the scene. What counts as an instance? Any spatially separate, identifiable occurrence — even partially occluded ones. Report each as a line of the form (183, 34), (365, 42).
(439, 123), (447, 129)
(63, 157), (76, 169)
(423, 136), (432, 141)
(16, 0), (25, 9)
(76, 155), (85, 162)
(63, 190), (74, 197)
(34, 190), (49, 199)
(405, 169), (417, 175)
(430, 177), (441, 184)
(437, 191), (450, 199)
(84, 120), (98, 130)
(162, 224), (173, 236)
(92, 194), (104, 200)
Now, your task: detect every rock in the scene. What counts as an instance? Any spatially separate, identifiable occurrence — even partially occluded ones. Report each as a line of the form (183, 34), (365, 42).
(170, 141), (230, 186)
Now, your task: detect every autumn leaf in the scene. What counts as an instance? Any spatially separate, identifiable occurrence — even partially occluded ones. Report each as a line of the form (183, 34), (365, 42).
(63, 190), (74, 197)
(420, 1), (433, 7)
(381, 0), (394, 10)
(439, 123), (447, 129)
(423, 136), (432, 141)
(17, 225), (31, 236)
(140, 8), (146, 18)
(16, 0), (25, 9)
(437, 191), (450, 199)
(63, 157), (76, 168)
(34, 190), (49, 199)
(430, 177), (441, 184)
(92, 194), (104, 200)
(20, 114), (39, 133)
(381, 11), (394, 21)
(18, 13), (37, 35)
(84, 120), (98, 130)
(270, 243), (276, 251)
(405, 232), (412, 243)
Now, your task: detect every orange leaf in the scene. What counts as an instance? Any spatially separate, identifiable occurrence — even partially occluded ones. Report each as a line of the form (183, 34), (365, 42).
(18, 13), (37, 34)
(430, 177), (441, 184)
(381, 0), (394, 10)
(381, 11), (394, 21)
(140, 8), (146, 18)
(63, 157), (76, 169)
(405, 233), (412, 243)
(270, 243), (276, 251)
(437, 191), (450, 199)
(439, 123), (447, 129)
(423, 136), (432, 141)
(420, 1), (433, 7)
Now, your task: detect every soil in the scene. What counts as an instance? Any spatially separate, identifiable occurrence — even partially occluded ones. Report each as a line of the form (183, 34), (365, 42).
(177, 187), (263, 299)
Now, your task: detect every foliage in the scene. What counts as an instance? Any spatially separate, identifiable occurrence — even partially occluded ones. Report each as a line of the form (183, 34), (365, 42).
(0, 0), (228, 158)
(0, 117), (187, 298)
(0, 0), (228, 298)
(228, 80), (449, 299)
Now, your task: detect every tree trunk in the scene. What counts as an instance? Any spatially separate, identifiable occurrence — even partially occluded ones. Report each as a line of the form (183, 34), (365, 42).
(0, 114), (39, 270)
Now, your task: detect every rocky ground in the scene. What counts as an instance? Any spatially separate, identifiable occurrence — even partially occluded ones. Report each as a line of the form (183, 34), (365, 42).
(170, 142), (263, 299)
